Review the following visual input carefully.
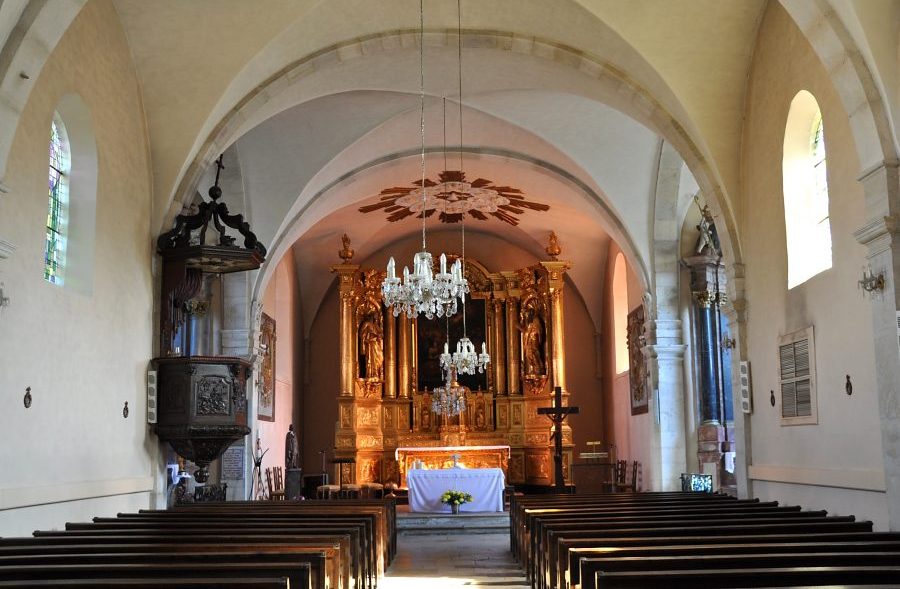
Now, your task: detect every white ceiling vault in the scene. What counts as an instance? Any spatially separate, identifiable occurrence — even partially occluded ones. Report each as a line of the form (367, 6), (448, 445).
(107, 0), (769, 329)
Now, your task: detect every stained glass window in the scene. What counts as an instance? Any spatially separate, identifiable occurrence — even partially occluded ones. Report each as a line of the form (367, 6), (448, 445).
(45, 119), (69, 284)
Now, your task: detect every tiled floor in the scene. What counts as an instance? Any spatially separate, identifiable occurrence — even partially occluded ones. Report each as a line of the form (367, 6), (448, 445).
(383, 532), (528, 588)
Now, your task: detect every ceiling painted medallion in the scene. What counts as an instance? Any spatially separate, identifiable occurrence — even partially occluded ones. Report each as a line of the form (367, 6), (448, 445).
(358, 170), (550, 226)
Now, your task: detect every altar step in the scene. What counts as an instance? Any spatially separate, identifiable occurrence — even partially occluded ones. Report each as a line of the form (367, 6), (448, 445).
(397, 508), (510, 535)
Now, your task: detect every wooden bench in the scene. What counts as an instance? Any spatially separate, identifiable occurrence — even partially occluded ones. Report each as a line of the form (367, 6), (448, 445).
(2, 534), (351, 589)
(562, 533), (900, 589)
(592, 565), (900, 588)
(0, 580), (290, 588)
(0, 561), (312, 589)
(32, 525), (359, 589)
(580, 552), (900, 589)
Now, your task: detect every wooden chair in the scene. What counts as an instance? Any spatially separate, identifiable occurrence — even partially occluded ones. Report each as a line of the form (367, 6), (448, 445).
(264, 467), (285, 501)
(316, 484), (340, 499)
(611, 460), (627, 492)
(613, 460), (641, 493)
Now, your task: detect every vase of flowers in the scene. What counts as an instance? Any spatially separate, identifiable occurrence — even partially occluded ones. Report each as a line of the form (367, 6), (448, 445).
(440, 489), (473, 514)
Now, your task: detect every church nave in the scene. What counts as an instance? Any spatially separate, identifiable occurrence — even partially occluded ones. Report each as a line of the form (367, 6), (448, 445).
(384, 532), (526, 589)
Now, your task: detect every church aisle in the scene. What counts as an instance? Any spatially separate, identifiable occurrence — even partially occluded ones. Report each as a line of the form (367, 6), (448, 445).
(383, 532), (527, 588)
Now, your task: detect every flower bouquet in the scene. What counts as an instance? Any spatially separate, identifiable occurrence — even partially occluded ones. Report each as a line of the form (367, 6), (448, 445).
(440, 489), (473, 514)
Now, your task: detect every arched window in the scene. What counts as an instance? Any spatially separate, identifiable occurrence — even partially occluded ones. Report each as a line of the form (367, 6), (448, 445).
(44, 117), (70, 284)
(612, 253), (629, 374)
(783, 91), (832, 288)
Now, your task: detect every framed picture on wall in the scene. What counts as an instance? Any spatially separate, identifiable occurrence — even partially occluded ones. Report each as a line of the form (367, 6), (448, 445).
(257, 312), (276, 422)
(627, 305), (648, 415)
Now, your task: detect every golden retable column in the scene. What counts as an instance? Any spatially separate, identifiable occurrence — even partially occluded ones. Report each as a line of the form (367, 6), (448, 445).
(397, 313), (411, 398)
(331, 262), (360, 397)
(541, 260), (571, 393)
(384, 308), (397, 399)
(491, 297), (507, 395)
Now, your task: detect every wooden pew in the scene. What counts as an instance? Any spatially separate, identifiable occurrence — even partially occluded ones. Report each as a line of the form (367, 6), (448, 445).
(84, 517), (366, 579)
(562, 533), (900, 589)
(592, 565), (900, 588)
(0, 548), (330, 589)
(532, 510), (855, 587)
(28, 527), (357, 589)
(2, 535), (350, 589)
(0, 580), (290, 588)
(0, 561), (312, 589)
(580, 552), (900, 589)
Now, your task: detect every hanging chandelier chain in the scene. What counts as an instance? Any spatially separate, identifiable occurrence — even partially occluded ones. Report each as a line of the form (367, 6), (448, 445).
(458, 0), (467, 338)
(419, 0), (427, 251)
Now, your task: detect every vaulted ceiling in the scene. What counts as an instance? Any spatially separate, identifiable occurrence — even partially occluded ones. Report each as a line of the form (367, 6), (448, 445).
(108, 0), (767, 327)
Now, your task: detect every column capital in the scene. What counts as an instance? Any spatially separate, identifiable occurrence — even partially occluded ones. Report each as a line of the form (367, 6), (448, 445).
(854, 215), (897, 255)
(644, 343), (687, 361)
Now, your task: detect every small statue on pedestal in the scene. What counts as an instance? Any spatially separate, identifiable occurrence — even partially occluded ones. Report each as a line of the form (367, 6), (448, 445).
(285, 424), (300, 470)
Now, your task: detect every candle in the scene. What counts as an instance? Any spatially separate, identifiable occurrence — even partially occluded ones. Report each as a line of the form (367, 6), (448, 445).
(481, 342), (486, 354)
(440, 253), (447, 274)
(387, 257), (396, 279)
(444, 342), (449, 354)
(403, 266), (410, 281)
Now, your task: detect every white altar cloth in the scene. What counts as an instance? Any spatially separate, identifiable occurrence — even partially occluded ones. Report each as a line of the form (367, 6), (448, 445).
(407, 467), (505, 513)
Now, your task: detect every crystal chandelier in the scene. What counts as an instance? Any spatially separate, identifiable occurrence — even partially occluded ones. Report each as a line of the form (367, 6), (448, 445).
(432, 367), (467, 417)
(438, 0), (490, 377)
(381, 0), (467, 319)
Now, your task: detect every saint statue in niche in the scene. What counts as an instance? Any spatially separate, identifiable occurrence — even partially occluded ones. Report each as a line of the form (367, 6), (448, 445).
(520, 307), (545, 376)
(359, 311), (384, 380)
(285, 424), (300, 470)
(474, 401), (486, 430)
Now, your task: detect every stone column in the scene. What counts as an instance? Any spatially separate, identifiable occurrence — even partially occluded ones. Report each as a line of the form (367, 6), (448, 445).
(221, 272), (251, 357)
(384, 309), (396, 399)
(398, 314), (410, 399)
(331, 263), (359, 397)
(492, 298), (506, 395)
(645, 337), (688, 491)
(854, 161), (900, 530)
(684, 253), (732, 490)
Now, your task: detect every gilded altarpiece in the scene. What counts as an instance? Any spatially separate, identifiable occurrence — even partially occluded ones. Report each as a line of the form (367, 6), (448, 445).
(331, 253), (574, 488)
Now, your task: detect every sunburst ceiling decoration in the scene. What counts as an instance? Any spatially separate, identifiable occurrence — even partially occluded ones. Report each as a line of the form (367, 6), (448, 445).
(358, 170), (550, 226)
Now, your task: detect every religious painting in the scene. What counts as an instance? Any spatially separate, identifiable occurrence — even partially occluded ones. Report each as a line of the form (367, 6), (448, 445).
(417, 298), (487, 391)
(627, 305), (648, 415)
(257, 312), (276, 421)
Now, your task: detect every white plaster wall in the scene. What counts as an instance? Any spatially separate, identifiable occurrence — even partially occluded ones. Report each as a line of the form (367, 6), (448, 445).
(0, 0), (154, 535)
(258, 252), (299, 477)
(604, 242), (655, 489)
(742, 3), (888, 528)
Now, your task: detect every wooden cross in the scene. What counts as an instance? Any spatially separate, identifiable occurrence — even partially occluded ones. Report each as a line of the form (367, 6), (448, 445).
(538, 386), (579, 492)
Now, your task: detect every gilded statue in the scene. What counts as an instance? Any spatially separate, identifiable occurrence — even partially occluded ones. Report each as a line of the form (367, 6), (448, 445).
(359, 311), (384, 380)
(520, 306), (545, 376)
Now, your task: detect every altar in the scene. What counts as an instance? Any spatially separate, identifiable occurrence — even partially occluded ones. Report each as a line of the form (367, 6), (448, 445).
(407, 467), (505, 513)
(330, 242), (575, 490)
(395, 445), (510, 488)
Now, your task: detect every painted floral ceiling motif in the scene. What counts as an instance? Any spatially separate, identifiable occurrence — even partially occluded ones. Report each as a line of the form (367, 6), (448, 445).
(358, 170), (550, 226)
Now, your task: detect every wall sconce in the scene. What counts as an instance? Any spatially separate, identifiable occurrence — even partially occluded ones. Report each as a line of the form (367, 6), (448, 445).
(722, 335), (736, 349)
(858, 267), (885, 296)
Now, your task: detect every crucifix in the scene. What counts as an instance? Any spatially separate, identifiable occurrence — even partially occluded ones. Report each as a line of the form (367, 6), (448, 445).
(538, 386), (579, 492)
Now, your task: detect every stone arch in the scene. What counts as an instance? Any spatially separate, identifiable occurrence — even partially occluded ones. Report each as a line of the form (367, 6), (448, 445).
(162, 28), (743, 277)
(0, 0), (87, 190)
(779, 1), (898, 171)
(250, 144), (652, 309)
